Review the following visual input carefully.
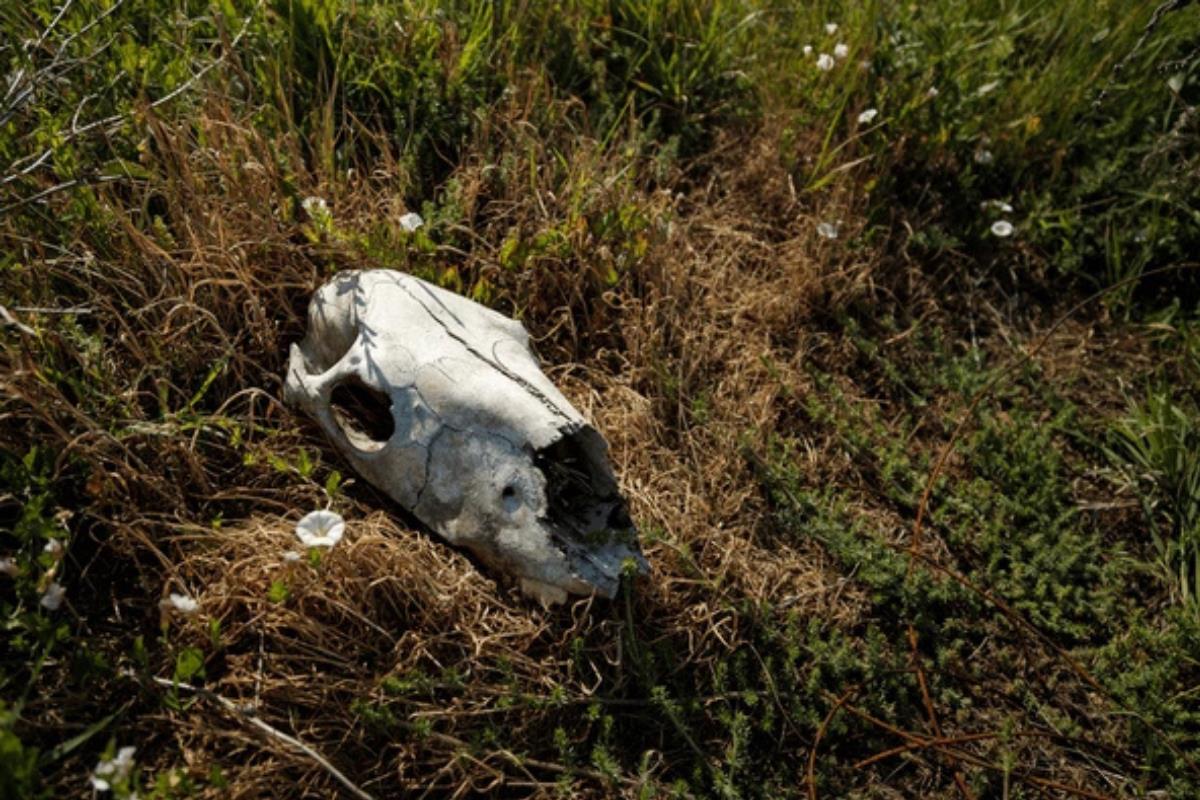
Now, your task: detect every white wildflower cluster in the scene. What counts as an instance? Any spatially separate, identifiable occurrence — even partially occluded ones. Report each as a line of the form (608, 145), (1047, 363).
(3, 537), (73, 611)
(160, 592), (199, 616)
(810, 22), (849, 72)
(980, 199), (1016, 238)
(398, 211), (424, 232)
(91, 746), (136, 792)
(301, 196), (328, 218)
(973, 135), (995, 166)
(817, 221), (841, 240)
(40, 581), (65, 610)
(36, 537), (68, 609)
(301, 196), (335, 238)
(856, 108), (879, 125)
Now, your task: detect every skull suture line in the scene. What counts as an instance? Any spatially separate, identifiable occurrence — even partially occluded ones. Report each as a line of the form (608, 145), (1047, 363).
(284, 270), (648, 605)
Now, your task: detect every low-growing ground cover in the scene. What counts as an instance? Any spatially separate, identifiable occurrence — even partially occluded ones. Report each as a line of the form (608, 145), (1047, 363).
(2, 1), (1198, 797)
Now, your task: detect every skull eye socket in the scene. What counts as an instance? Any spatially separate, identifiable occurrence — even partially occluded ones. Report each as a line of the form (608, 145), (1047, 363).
(501, 484), (520, 512)
(330, 376), (394, 452)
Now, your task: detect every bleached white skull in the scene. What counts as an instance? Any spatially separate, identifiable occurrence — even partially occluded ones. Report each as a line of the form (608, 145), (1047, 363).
(284, 270), (647, 605)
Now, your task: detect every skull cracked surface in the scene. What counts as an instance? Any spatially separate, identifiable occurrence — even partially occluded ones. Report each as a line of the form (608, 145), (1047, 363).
(284, 270), (648, 605)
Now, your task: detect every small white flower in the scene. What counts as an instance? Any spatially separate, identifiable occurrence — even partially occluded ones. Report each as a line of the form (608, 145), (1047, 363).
(91, 745), (136, 791)
(991, 220), (1014, 237)
(802, 45), (813, 56)
(926, 86), (939, 98)
(817, 221), (840, 240)
(301, 196), (328, 217)
(0, 557), (18, 577)
(43, 539), (63, 558)
(295, 510), (345, 548)
(825, 22), (839, 35)
(816, 53), (835, 71)
(833, 43), (849, 59)
(163, 592), (199, 614)
(1167, 74), (1184, 93)
(40, 581), (65, 610)
(113, 746), (136, 770)
(980, 200), (1014, 213)
(282, 550), (303, 563)
(974, 149), (994, 165)
(857, 108), (879, 125)
(398, 211), (424, 232)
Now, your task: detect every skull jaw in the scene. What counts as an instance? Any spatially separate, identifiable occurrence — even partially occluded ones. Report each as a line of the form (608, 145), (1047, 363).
(444, 491), (648, 604)
(520, 578), (571, 608)
(516, 540), (657, 606)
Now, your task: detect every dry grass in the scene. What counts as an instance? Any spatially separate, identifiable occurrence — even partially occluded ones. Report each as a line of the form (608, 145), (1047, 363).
(2, 85), (1190, 798)
(1, 98), (870, 796)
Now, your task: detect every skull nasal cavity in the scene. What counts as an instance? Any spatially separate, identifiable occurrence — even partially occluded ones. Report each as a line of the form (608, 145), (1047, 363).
(330, 376), (394, 450)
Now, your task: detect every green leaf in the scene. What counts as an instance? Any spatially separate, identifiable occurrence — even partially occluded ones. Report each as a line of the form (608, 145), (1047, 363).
(42, 709), (122, 766)
(173, 647), (205, 683)
(267, 580), (290, 604)
(324, 470), (342, 498)
(207, 618), (221, 650)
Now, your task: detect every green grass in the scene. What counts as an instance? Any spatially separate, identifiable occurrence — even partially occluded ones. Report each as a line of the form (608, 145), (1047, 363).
(4, 0), (1197, 299)
(749, 332), (1200, 795)
(1106, 353), (1200, 610)
(2, 0), (1200, 797)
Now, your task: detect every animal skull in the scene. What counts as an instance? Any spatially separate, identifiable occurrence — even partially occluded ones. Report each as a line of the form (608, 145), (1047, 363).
(284, 270), (647, 605)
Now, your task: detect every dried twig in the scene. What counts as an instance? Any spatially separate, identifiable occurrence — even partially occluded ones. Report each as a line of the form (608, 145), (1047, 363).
(906, 624), (977, 800)
(1, 1), (261, 199)
(0, 305), (35, 335)
(806, 686), (858, 800)
(1095, 0), (1197, 107)
(840, 702), (1118, 800)
(144, 675), (375, 800)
